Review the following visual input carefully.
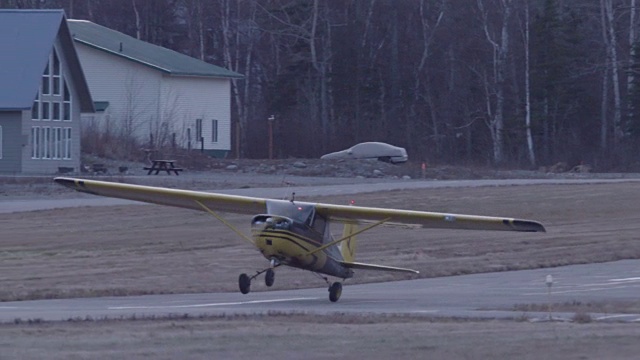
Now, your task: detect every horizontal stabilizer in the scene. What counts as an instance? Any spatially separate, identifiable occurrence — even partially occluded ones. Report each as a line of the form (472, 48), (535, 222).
(339, 260), (419, 274)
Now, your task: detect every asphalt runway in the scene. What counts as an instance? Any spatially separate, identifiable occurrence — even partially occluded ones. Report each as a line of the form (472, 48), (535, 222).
(1, 259), (639, 323)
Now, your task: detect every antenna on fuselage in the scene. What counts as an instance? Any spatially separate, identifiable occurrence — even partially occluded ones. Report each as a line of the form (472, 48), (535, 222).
(290, 192), (296, 203)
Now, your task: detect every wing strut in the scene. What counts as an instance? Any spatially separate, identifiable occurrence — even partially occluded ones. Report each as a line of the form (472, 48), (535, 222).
(195, 200), (255, 246)
(303, 217), (391, 257)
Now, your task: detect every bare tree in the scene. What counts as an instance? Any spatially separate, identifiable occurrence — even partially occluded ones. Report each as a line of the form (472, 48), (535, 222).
(601, 0), (623, 146)
(521, 1), (536, 166)
(477, 0), (513, 165)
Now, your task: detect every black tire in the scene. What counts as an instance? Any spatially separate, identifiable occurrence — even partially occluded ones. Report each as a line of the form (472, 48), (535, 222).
(328, 282), (342, 302)
(239, 273), (251, 294)
(265, 268), (275, 287)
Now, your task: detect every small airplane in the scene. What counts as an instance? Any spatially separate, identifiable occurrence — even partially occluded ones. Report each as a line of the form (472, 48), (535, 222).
(54, 177), (546, 302)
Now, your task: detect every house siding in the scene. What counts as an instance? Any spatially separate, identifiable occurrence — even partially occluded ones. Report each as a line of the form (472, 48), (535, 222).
(0, 111), (23, 173)
(76, 44), (162, 144)
(160, 76), (231, 151)
(22, 39), (82, 174)
(75, 43), (232, 155)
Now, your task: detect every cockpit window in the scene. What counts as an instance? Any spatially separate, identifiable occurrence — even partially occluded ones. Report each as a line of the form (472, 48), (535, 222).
(266, 200), (315, 224)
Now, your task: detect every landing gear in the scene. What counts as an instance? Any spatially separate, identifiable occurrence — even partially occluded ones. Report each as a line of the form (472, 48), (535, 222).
(265, 268), (275, 287)
(238, 261), (279, 295)
(328, 282), (342, 302)
(239, 273), (251, 294)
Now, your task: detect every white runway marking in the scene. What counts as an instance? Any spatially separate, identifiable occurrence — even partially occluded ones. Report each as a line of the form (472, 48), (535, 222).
(108, 297), (318, 310)
(523, 284), (635, 295)
(595, 314), (640, 321)
(609, 277), (640, 283)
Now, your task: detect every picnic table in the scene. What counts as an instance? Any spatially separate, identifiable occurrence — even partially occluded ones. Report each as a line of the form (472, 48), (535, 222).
(143, 159), (183, 175)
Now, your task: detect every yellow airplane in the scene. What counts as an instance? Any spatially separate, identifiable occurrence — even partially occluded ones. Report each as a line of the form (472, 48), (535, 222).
(54, 177), (546, 302)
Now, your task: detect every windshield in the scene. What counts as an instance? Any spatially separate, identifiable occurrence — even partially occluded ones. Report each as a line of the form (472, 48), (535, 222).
(266, 200), (315, 224)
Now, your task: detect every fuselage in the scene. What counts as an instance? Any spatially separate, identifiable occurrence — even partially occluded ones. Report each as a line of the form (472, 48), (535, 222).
(251, 214), (353, 279)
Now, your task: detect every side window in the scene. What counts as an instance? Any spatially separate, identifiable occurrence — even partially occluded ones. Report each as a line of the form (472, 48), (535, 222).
(195, 118), (203, 142)
(211, 119), (218, 143)
(63, 81), (71, 121)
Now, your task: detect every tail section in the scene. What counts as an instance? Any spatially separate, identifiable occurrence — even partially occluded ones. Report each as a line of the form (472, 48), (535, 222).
(340, 222), (358, 262)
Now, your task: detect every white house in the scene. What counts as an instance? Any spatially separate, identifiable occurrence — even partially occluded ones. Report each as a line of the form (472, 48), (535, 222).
(68, 20), (243, 158)
(0, 10), (94, 174)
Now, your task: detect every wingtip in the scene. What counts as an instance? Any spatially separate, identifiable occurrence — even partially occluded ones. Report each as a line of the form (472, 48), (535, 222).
(513, 219), (546, 232)
(53, 177), (74, 187)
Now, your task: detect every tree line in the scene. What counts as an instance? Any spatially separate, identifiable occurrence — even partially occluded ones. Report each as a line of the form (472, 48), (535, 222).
(6, 0), (640, 169)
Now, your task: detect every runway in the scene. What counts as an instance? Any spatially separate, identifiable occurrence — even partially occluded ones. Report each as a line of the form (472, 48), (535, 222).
(2, 259), (639, 323)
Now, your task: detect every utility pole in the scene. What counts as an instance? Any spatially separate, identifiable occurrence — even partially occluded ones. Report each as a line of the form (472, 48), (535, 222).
(268, 115), (275, 159)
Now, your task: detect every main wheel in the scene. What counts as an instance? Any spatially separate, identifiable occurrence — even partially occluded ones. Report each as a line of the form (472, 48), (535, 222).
(328, 282), (342, 302)
(239, 273), (251, 294)
(265, 268), (275, 287)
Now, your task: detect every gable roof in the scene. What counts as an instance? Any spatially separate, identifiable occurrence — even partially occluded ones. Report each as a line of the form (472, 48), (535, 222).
(68, 20), (244, 79)
(0, 10), (94, 112)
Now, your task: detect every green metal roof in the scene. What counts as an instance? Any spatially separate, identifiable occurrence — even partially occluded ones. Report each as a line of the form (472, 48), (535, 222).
(67, 20), (243, 79)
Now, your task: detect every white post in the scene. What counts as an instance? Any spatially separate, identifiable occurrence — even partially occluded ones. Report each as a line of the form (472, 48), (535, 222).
(545, 274), (554, 321)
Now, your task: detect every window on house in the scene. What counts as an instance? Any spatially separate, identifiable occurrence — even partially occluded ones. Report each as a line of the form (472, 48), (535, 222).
(55, 127), (62, 159)
(211, 119), (219, 143)
(53, 50), (61, 95)
(63, 81), (71, 121)
(53, 50), (60, 75)
(42, 61), (50, 95)
(53, 102), (61, 121)
(195, 118), (203, 142)
(63, 127), (72, 159)
(42, 127), (50, 159)
(32, 96), (40, 120)
(31, 126), (40, 159)
(42, 102), (50, 121)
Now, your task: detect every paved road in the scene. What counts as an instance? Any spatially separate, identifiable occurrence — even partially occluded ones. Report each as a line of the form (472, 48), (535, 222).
(3, 177), (640, 214)
(1, 259), (639, 323)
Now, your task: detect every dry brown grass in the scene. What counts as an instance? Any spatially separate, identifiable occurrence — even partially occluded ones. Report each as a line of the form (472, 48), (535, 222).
(2, 314), (640, 360)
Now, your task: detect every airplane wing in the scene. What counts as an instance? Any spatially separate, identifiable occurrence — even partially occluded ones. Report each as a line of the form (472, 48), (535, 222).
(54, 177), (267, 215)
(54, 177), (545, 232)
(313, 202), (546, 232)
